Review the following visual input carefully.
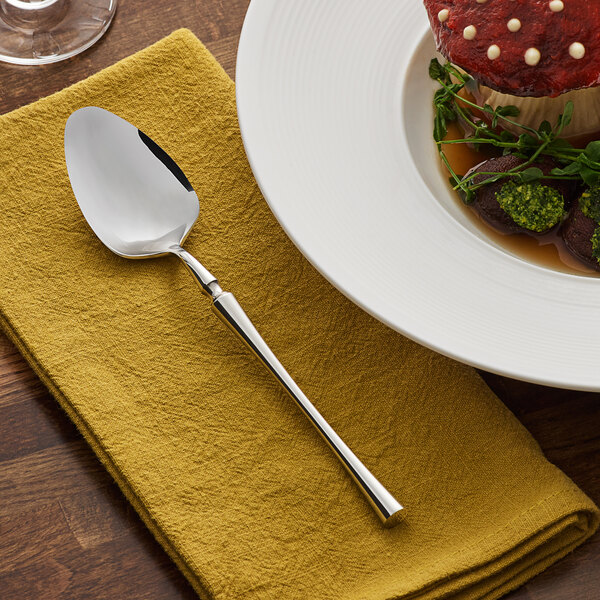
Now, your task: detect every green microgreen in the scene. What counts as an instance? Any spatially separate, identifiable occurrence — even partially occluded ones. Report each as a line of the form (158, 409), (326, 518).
(592, 228), (600, 264)
(429, 58), (597, 204)
(579, 185), (600, 223)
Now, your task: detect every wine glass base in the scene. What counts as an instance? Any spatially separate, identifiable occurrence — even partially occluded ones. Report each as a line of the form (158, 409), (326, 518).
(0, 0), (117, 65)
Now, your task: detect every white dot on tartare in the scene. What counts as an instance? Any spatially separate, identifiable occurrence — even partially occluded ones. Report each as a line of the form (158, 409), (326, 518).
(549, 0), (564, 12)
(438, 8), (449, 22)
(487, 45), (501, 60)
(507, 18), (521, 32)
(463, 25), (477, 40)
(524, 47), (541, 66)
(569, 42), (585, 59)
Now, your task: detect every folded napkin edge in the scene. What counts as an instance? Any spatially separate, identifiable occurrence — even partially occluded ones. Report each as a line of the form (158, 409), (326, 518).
(356, 488), (597, 600)
(0, 28), (199, 123)
(0, 305), (214, 599)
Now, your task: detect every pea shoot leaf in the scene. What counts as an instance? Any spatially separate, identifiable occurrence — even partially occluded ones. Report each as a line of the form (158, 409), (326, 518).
(429, 61), (587, 201)
(516, 167), (544, 183)
(428, 58), (445, 81)
(584, 140), (600, 163)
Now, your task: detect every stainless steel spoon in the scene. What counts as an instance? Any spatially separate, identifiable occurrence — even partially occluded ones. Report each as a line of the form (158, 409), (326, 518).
(64, 106), (403, 527)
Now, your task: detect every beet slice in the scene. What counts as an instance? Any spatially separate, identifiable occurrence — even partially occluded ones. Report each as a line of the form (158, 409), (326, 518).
(424, 0), (600, 97)
(467, 155), (575, 234)
(561, 205), (600, 271)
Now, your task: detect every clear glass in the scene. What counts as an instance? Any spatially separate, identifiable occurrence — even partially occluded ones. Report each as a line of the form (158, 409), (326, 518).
(0, 0), (117, 65)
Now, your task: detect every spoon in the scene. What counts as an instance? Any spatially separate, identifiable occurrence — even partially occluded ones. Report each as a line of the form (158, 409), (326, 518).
(64, 106), (403, 527)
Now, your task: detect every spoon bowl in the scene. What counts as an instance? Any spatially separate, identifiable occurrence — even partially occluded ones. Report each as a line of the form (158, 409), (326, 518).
(65, 106), (198, 258)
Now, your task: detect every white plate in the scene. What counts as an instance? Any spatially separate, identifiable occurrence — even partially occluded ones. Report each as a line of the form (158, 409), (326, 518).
(236, 0), (600, 391)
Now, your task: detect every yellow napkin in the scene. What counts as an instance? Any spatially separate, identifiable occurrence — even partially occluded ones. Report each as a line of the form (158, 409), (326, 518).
(0, 29), (597, 600)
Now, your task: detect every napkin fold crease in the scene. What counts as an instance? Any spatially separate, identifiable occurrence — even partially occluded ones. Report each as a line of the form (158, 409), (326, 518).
(0, 29), (597, 600)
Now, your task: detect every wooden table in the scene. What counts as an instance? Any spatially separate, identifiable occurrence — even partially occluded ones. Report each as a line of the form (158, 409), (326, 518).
(0, 2), (598, 598)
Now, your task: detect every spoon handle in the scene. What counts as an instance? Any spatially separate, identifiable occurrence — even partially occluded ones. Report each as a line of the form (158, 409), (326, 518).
(172, 246), (404, 527)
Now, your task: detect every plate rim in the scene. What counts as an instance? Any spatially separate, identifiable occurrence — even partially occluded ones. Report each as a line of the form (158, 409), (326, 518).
(235, 0), (600, 392)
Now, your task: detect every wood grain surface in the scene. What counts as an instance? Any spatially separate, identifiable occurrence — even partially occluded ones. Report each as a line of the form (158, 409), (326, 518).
(0, 2), (598, 599)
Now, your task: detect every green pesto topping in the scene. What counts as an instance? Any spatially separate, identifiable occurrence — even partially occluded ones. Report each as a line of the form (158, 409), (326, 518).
(591, 228), (600, 264)
(579, 185), (600, 224)
(495, 181), (565, 233)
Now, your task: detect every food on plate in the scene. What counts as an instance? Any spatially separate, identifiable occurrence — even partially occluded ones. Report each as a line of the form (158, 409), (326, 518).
(562, 187), (600, 269)
(424, 0), (599, 97)
(472, 85), (600, 140)
(423, 0), (600, 272)
(424, 0), (600, 137)
(467, 155), (575, 234)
